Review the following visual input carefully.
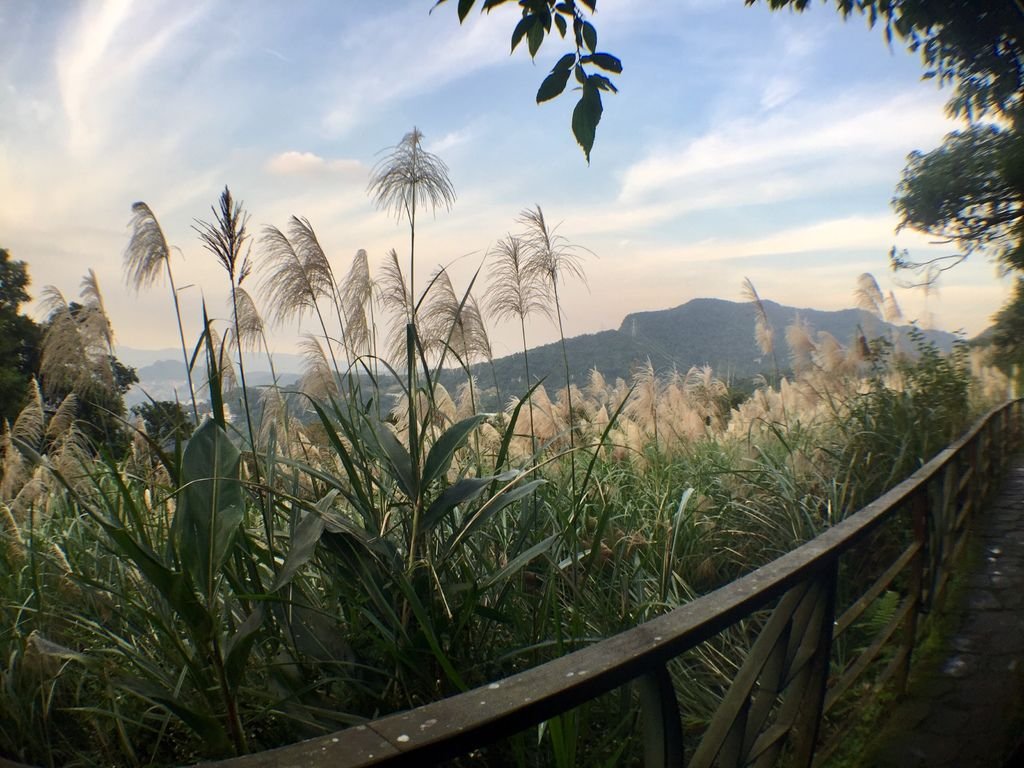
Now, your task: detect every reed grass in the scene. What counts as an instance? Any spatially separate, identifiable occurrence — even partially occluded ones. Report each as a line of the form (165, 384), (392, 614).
(0, 137), (1010, 765)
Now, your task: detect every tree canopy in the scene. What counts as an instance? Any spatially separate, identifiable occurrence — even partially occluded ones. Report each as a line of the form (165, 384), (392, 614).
(0, 249), (42, 424)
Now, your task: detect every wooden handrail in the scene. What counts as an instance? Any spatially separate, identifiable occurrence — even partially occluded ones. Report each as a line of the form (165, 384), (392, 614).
(195, 399), (1022, 768)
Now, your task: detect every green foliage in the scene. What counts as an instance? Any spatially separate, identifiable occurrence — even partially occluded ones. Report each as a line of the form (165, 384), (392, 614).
(131, 399), (195, 446)
(992, 277), (1024, 375)
(0, 249), (41, 424)
(754, 0), (1024, 123)
(437, 0), (619, 161)
(891, 124), (1024, 276)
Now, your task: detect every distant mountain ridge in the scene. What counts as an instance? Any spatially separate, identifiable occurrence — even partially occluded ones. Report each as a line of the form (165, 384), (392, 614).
(121, 298), (960, 406)
(464, 297), (959, 396)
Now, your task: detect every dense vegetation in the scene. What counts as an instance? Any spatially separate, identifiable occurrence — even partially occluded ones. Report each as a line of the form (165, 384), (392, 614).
(0, 127), (1011, 766)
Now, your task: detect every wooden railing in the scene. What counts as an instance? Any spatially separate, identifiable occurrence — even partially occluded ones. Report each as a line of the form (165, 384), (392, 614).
(197, 399), (1019, 767)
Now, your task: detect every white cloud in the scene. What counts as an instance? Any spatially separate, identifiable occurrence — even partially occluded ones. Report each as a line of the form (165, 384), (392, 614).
(265, 150), (364, 177)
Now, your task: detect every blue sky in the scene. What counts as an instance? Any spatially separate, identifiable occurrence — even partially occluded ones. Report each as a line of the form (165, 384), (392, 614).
(0, 0), (1011, 360)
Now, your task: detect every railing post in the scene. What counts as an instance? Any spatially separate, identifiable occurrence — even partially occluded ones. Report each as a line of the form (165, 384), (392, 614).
(898, 490), (928, 691)
(638, 665), (684, 768)
(790, 563), (838, 767)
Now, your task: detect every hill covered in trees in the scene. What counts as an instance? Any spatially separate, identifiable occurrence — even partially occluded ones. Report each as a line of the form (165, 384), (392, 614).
(448, 297), (959, 399)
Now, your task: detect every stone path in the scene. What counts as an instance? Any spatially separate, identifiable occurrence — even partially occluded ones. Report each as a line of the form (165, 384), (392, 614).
(863, 459), (1024, 768)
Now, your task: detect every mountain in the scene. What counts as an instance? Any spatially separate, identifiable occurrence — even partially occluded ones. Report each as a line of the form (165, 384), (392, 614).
(453, 298), (959, 398)
(120, 298), (960, 408)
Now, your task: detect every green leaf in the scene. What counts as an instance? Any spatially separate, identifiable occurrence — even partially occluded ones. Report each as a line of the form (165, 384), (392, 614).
(175, 418), (245, 599)
(94, 513), (212, 638)
(585, 52), (621, 73)
(271, 502), (329, 591)
(423, 470), (520, 531)
(444, 478), (546, 561)
(574, 63), (586, 84)
(289, 605), (354, 666)
(364, 418), (417, 501)
(511, 15), (531, 52)
(224, 606), (265, 690)
(554, 13), (567, 37)
(422, 414), (486, 488)
(457, 0), (475, 21)
(572, 80), (603, 162)
(482, 534), (557, 590)
(527, 17), (545, 57)
(589, 73), (618, 92)
(553, 52), (576, 71)
(580, 0), (596, 10)
(117, 676), (231, 752)
(581, 20), (597, 53)
(537, 66), (572, 103)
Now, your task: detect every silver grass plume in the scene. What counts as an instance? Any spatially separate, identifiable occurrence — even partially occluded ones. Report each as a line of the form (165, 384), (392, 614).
(340, 249), (374, 357)
(742, 277), (774, 358)
(421, 268), (490, 363)
(80, 269), (114, 354)
(368, 127), (456, 223)
(368, 127), (456, 317)
(485, 234), (547, 324)
(124, 202), (171, 292)
(298, 335), (337, 401)
(258, 220), (337, 327)
(231, 286), (265, 354)
(11, 380), (44, 448)
(518, 206), (588, 316)
(785, 317), (817, 373)
(38, 284), (115, 399)
(45, 393), (79, 443)
(378, 249), (414, 362)
(854, 273), (886, 319)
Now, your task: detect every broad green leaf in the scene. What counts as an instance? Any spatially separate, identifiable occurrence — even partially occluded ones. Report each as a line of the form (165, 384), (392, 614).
(581, 20), (597, 53)
(423, 414), (486, 488)
(290, 604), (355, 666)
(554, 13), (567, 37)
(457, 0), (475, 21)
(511, 15), (531, 52)
(553, 52), (576, 72)
(224, 606), (265, 690)
(363, 418), (417, 501)
(527, 17), (545, 57)
(176, 418), (245, 599)
(538, 66), (572, 103)
(572, 81), (603, 162)
(585, 52), (622, 73)
(94, 513), (212, 638)
(580, 0), (596, 11)
(423, 470), (520, 531)
(271, 501), (330, 591)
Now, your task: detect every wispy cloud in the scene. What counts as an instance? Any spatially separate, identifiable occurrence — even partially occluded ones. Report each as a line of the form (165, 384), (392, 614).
(321, 5), (519, 137)
(619, 89), (955, 205)
(56, 0), (213, 156)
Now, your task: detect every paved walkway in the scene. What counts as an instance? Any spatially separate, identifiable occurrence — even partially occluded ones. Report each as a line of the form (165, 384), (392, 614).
(863, 459), (1024, 767)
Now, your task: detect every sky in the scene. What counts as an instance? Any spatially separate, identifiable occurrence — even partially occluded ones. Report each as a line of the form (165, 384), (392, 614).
(0, 0), (1013, 364)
